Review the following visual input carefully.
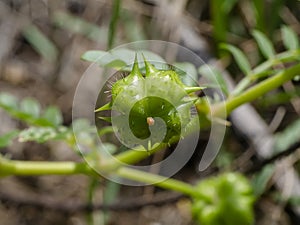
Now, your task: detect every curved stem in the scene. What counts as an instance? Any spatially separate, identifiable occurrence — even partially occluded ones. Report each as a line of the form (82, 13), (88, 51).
(232, 49), (300, 95)
(213, 63), (300, 116)
(99, 143), (167, 171)
(115, 167), (199, 197)
(0, 156), (199, 198)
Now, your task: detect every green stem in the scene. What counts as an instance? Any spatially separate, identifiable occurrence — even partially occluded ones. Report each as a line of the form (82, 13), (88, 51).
(213, 63), (300, 116)
(99, 143), (166, 171)
(253, 0), (265, 32)
(115, 167), (198, 197)
(232, 49), (300, 95)
(108, 0), (121, 49)
(252, 50), (300, 74)
(0, 157), (199, 197)
(211, 0), (227, 44)
(0, 157), (93, 176)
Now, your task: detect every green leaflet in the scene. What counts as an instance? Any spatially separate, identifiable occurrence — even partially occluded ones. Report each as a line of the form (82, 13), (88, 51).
(281, 25), (299, 51)
(0, 130), (20, 148)
(0, 93), (63, 127)
(220, 43), (251, 76)
(252, 30), (276, 59)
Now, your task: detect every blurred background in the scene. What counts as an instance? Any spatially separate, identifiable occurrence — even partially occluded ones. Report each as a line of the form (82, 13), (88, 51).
(0, 0), (300, 224)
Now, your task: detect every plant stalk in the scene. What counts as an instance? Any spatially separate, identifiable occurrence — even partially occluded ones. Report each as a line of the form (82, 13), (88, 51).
(213, 63), (300, 116)
(115, 167), (199, 197)
(0, 157), (93, 176)
(0, 156), (199, 197)
(232, 49), (300, 95)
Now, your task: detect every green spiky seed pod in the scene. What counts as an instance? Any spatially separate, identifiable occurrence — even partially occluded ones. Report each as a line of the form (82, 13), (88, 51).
(96, 55), (203, 149)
